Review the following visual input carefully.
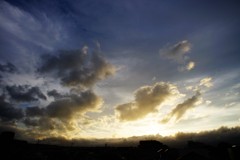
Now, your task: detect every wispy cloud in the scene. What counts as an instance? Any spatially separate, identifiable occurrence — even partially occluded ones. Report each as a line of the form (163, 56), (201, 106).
(185, 76), (214, 92)
(161, 91), (202, 123)
(199, 77), (213, 88)
(0, 1), (64, 50)
(161, 40), (191, 63)
(160, 40), (196, 71)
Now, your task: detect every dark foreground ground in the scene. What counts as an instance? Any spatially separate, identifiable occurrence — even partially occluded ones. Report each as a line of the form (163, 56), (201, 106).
(1, 132), (240, 160)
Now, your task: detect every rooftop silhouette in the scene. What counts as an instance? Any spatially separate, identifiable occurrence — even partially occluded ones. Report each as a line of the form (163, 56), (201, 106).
(0, 131), (239, 160)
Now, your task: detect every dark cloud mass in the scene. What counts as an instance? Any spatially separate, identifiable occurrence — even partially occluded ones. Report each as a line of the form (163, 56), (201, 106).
(39, 49), (116, 88)
(0, 47), (115, 138)
(0, 95), (23, 122)
(25, 106), (45, 117)
(23, 117), (57, 131)
(0, 62), (17, 73)
(161, 92), (201, 123)
(6, 85), (47, 102)
(39, 50), (86, 74)
(47, 89), (63, 99)
(22, 118), (39, 127)
(22, 90), (102, 134)
(116, 82), (179, 121)
(46, 90), (102, 120)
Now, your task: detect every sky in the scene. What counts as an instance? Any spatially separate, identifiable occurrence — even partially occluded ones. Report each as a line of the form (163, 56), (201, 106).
(0, 0), (240, 140)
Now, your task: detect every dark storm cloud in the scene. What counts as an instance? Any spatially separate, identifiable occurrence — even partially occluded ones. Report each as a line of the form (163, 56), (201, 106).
(161, 92), (201, 123)
(47, 89), (63, 99)
(39, 49), (116, 88)
(22, 118), (39, 127)
(61, 51), (116, 87)
(6, 85), (47, 102)
(116, 82), (179, 121)
(39, 49), (86, 74)
(20, 89), (103, 134)
(25, 106), (45, 117)
(0, 95), (23, 122)
(23, 90), (102, 130)
(23, 117), (56, 131)
(46, 90), (102, 120)
(0, 62), (17, 73)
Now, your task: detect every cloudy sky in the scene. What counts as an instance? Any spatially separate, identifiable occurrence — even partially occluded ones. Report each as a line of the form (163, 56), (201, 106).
(0, 0), (240, 140)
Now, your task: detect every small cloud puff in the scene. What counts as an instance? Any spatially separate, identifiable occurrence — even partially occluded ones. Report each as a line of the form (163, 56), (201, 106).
(186, 61), (195, 71)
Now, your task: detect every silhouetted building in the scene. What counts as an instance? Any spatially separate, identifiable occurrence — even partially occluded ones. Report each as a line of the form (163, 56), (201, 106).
(139, 140), (163, 150)
(228, 145), (240, 160)
(177, 151), (209, 160)
(0, 131), (15, 143)
(187, 140), (208, 149)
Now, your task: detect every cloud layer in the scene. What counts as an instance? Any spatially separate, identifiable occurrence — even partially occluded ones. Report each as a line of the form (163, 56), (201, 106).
(200, 77), (213, 88)
(0, 45), (116, 138)
(116, 82), (180, 121)
(0, 95), (24, 122)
